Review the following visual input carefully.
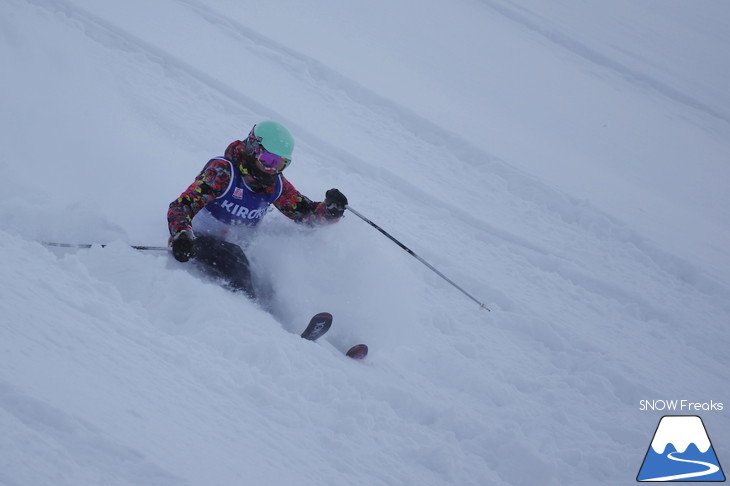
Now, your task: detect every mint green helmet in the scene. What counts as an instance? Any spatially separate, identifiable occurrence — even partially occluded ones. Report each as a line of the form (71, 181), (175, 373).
(251, 120), (294, 159)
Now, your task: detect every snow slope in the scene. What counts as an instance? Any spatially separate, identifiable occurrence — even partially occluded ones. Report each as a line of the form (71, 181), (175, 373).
(1, 0), (728, 485)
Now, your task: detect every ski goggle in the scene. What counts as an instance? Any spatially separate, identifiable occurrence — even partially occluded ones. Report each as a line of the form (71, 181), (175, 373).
(254, 150), (290, 174)
(246, 127), (291, 174)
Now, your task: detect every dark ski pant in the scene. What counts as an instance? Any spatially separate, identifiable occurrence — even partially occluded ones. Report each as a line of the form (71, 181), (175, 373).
(192, 235), (255, 298)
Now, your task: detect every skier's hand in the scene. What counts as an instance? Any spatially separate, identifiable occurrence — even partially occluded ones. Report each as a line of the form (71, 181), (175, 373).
(324, 189), (348, 218)
(170, 229), (195, 262)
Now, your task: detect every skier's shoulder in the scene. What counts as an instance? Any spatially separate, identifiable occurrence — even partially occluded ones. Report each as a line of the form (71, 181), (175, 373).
(204, 156), (234, 173)
(276, 173), (302, 200)
(278, 173), (294, 190)
(199, 157), (234, 187)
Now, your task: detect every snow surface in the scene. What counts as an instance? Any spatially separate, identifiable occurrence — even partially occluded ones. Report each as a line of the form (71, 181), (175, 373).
(1, 0), (729, 485)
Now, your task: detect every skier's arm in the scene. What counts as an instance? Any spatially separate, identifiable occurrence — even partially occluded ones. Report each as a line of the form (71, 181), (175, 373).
(167, 159), (232, 237)
(274, 176), (346, 224)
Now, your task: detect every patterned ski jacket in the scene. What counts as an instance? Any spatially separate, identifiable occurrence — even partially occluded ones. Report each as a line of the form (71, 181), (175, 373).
(167, 141), (338, 240)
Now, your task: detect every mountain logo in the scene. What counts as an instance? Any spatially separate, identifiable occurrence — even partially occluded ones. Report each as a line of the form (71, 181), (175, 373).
(637, 415), (725, 482)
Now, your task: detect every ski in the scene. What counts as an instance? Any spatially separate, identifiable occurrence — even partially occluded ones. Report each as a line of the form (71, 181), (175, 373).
(346, 344), (368, 360)
(300, 313), (368, 360)
(300, 312), (333, 341)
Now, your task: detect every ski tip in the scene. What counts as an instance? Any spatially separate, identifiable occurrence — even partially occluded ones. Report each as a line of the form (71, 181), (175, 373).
(346, 344), (368, 360)
(301, 312), (333, 341)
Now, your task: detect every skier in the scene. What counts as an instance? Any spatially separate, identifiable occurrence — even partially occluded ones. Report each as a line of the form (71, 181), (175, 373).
(167, 120), (348, 297)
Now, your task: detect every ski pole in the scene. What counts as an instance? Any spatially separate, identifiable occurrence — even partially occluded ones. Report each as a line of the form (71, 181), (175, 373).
(345, 206), (490, 311)
(42, 241), (170, 251)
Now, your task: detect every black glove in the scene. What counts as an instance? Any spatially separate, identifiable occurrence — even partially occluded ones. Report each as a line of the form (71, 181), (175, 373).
(171, 229), (195, 262)
(324, 188), (348, 218)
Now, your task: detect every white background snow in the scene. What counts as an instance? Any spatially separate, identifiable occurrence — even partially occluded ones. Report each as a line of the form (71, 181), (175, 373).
(1, 0), (729, 484)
